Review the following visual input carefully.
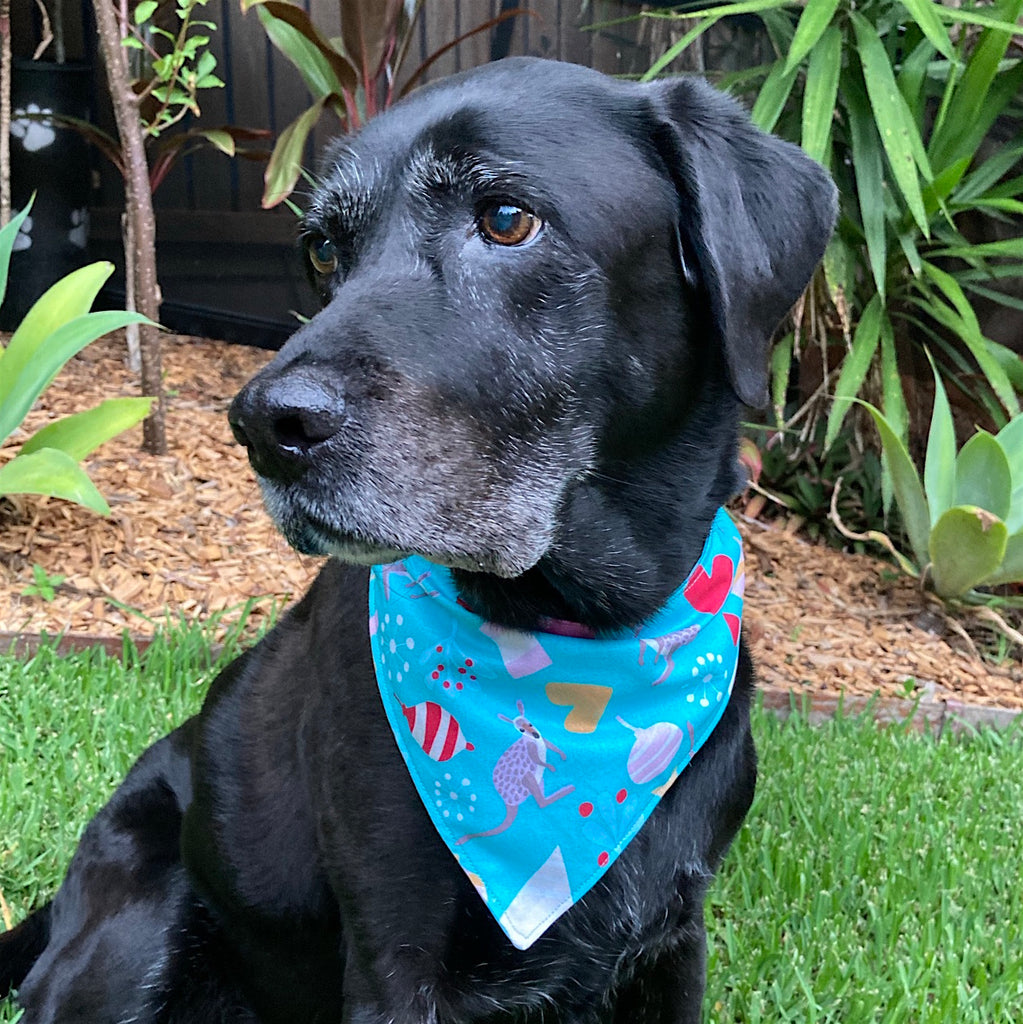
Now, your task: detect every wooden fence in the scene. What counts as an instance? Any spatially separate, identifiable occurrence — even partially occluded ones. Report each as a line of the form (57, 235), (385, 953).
(37, 1), (768, 342)
(99, 1), (767, 219)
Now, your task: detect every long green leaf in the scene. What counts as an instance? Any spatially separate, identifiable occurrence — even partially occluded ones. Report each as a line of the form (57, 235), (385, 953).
(255, 2), (355, 99)
(955, 431), (1012, 520)
(760, 6), (797, 51)
(20, 398), (154, 461)
(784, 0), (841, 74)
(770, 331), (793, 428)
(931, 238), (1023, 261)
(0, 448), (110, 515)
(0, 263), (114, 409)
(924, 297), (1018, 417)
(845, 69), (888, 299)
(851, 12), (929, 235)
(929, 0), (1023, 170)
(641, 0), (793, 81)
(261, 96), (329, 209)
(929, 505), (1008, 598)
(936, 61), (1023, 176)
(921, 261), (1020, 416)
(893, 212), (922, 278)
(923, 157), (970, 222)
(896, 36), (936, 127)
(955, 261), (1023, 284)
(960, 279), (1023, 316)
(750, 58), (799, 133)
(642, 16), (721, 81)
(979, 170), (1023, 200)
(923, 353), (956, 524)
(956, 197), (1023, 216)
(0, 200), (33, 313)
(859, 401), (932, 568)
(988, 340), (1023, 397)
(0, 311), (150, 443)
(935, 4), (1023, 33)
(955, 140), (1023, 202)
(825, 292), (882, 450)
(879, 311), (907, 445)
(899, 0), (955, 60)
(822, 235), (854, 316)
(801, 23), (841, 165)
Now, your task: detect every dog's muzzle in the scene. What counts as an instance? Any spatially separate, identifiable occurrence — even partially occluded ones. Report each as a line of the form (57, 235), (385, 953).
(228, 367), (346, 482)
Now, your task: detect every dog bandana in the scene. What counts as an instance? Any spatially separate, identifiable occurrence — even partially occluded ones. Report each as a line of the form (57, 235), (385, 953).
(368, 508), (744, 950)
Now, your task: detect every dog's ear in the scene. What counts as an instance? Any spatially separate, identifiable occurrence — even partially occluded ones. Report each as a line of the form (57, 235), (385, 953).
(646, 78), (837, 408)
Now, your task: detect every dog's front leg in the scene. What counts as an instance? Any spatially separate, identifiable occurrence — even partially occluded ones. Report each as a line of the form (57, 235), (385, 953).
(342, 996), (439, 1024)
(340, 947), (442, 1024)
(608, 929), (707, 1024)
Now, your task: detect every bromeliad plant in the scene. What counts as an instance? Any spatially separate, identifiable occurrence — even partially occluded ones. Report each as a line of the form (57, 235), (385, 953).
(642, 0), (1023, 451)
(841, 355), (1023, 603)
(241, 0), (527, 208)
(0, 201), (154, 515)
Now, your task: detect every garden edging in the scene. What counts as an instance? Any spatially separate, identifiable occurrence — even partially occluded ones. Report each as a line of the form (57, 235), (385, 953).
(5, 630), (1019, 738)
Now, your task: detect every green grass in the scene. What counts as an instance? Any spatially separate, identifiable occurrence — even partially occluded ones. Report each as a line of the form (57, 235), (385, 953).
(0, 623), (249, 924)
(2, 635), (1022, 1022)
(707, 708), (1023, 1022)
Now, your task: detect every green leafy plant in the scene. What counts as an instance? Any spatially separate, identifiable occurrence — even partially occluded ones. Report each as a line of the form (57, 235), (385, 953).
(643, 0), (1023, 452)
(123, 0), (225, 133)
(742, 418), (884, 542)
(241, 0), (527, 207)
(839, 355), (1023, 603)
(22, 563), (67, 602)
(0, 200), (154, 515)
(45, 1), (272, 197)
(113, 0), (269, 191)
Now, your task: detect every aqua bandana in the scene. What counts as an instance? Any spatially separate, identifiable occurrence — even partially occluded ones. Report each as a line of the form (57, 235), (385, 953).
(368, 508), (744, 950)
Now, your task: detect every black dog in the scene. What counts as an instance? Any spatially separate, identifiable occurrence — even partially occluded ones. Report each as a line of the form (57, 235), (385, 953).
(0, 58), (834, 1023)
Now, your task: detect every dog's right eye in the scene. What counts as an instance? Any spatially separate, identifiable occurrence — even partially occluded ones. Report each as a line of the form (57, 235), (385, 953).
(308, 237), (339, 275)
(478, 204), (542, 247)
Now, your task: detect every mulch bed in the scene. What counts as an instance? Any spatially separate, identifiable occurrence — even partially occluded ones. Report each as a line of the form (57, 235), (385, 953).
(2, 334), (1021, 713)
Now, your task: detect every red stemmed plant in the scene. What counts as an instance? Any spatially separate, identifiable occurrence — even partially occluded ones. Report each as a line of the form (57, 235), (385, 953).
(242, 0), (530, 208)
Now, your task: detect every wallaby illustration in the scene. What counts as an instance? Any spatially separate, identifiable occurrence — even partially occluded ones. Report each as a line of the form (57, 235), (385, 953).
(456, 700), (574, 844)
(638, 625), (700, 685)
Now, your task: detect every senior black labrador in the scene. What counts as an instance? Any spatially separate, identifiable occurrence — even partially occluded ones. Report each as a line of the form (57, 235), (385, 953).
(0, 58), (835, 1023)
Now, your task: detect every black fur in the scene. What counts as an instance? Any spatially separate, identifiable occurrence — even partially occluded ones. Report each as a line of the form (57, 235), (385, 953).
(1, 58), (835, 1023)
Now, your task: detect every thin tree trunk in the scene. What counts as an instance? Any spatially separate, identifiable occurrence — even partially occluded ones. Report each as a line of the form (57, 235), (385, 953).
(0, 0), (11, 228)
(93, 0), (166, 454)
(122, 210), (142, 372)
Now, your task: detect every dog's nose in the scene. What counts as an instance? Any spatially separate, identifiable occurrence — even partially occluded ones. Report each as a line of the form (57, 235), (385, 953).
(228, 368), (346, 480)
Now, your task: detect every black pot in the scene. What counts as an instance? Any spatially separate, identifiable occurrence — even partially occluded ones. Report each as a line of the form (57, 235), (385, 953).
(2, 60), (94, 330)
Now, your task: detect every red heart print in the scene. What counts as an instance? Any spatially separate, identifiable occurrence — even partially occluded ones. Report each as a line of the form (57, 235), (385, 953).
(684, 554), (734, 615)
(723, 612), (741, 646)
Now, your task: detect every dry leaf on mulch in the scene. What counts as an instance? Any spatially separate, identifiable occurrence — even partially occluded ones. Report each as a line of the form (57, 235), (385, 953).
(1, 333), (1020, 709)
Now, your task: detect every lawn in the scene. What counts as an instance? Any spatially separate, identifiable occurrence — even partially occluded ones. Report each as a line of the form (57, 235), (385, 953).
(1, 631), (1021, 1023)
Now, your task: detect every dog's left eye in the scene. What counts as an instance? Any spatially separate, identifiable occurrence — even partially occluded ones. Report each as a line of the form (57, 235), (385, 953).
(308, 237), (339, 275)
(478, 204), (542, 247)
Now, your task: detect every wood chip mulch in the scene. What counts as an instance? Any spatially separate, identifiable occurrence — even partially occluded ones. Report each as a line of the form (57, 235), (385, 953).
(740, 522), (1022, 710)
(1, 335), (318, 640)
(2, 334), (1021, 711)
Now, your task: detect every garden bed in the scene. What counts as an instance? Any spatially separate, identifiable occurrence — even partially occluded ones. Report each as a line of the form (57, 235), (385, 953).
(1, 333), (1020, 711)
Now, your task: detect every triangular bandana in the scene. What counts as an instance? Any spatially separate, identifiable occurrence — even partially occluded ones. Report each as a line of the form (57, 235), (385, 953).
(369, 508), (744, 949)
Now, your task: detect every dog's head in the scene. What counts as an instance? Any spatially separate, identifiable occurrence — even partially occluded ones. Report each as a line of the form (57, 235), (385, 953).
(230, 59), (835, 596)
